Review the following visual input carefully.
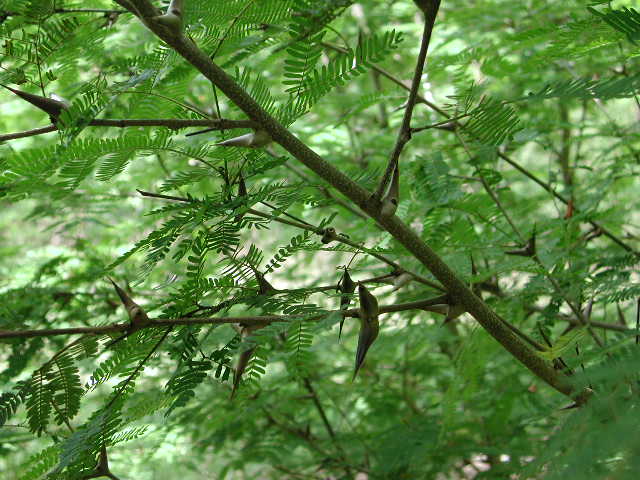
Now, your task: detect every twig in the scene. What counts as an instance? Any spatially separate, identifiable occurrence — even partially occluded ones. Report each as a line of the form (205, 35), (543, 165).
(117, 90), (214, 118)
(636, 297), (640, 345)
(457, 130), (603, 347)
(371, 70), (389, 128)
(262, 409), (329, 458)
(373, 6), (441, 200)
(321, 41), (446, 115)
(259, 199), (315, 227)
(0, 295), (452, 340)
(104, 327), (172, 411)
(558, 103), (574, 192)
(302, 377), (337, 440)
(0, 118), (257, 142)
(301, 376), (352, 477)
(529, 306), (635, 333)
(401, 321), (423, 415)
(0, 9), (128, 16)
(411, 114), (469, 133)
(0, 125), (57, 141)
(211, 0), (256, 59)
(55, 9), (128, 14)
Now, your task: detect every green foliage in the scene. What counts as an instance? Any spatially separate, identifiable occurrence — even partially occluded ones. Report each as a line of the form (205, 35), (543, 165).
(0, 389), (25, 427)
(165, 359), (213, 416)
(17, 445), (60, 480)
(292, 30), (404, 111)
(463, 97), (522, 146)
(285, 319), (314, 377)
(1, 0), (640, 479)
(588, 5), (640, 44)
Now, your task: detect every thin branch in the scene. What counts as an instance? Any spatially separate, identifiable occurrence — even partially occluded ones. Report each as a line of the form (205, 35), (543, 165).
(481, 176), (525, 241)
(529, 306), (635, 334)
(458, 131), (603, 347)
(5, 292), (590, 349)
(0, 295), (449, 340)
(530, 261), (604, 349)
(636, 297), (639, 345)
(301, 376), (354, 477)
(55, 8), (128, 14)
(0, 124), (57, 141)
(494, 313), (545, 351)
(371, 70), (389, 128)
(248, 207), (321, 232)
(211, 0), (256, 59)
(558, 102), (574, 191)
(0, 9), (128, 16)
(270, 464), (311, 480)
(0, 323), (126, 339)
(104, 327), (172, 411)
(321, 41), (446, 115)
(456, 133), (580, 352)
(51, 400), (74, 433)
(155, 153), (171, 176)
(262, 409), (330, 458)
(0, 118), (257, 142)
(260, 200), (315, 227)
(138, 189), (321, 232)
(400, 320), (423, 415)
(302, 378), (337, 440)
(117, 90), (214, 118)
(373, 6), (441, 200)
(411, 114), (469, 133)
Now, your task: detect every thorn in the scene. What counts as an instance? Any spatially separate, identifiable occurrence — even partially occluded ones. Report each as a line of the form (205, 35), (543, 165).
(505, 231), (536, 257)
(320, 227), (337, 244)
(107, 277), (150, 328)
(214, 129), (271, 148)
(1, 84), (69, 120)
(337, 270), (356, 340)
(380, 162), (399, 218)
(353, 283), (380, 380)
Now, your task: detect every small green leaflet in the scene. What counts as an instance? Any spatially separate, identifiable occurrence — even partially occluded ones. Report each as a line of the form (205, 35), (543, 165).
(538, 327), (587, 361)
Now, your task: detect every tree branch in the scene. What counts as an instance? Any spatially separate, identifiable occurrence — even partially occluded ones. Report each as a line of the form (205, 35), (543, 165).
(111, 0), (586, 403)
(0, 118), (257, 142)
(0, 295), (449, 340)
(0, 125), (57, 141)
(0, 8), (128, 16)
(285, 161), (368, 220)
(373, 4), (440, 200)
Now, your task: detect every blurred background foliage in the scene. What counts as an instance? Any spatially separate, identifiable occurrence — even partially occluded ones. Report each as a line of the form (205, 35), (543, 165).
(2, 0), (640, 478)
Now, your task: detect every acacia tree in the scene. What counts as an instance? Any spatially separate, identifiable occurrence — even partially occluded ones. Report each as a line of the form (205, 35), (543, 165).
(1, 0), (640, 478)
